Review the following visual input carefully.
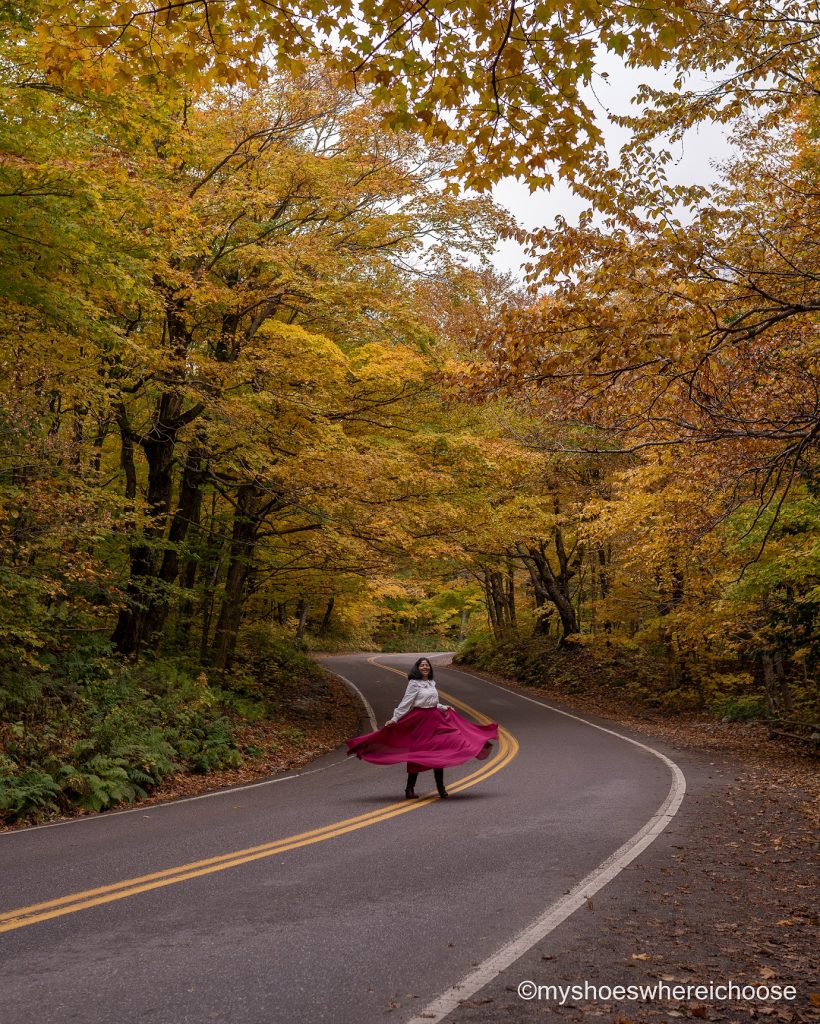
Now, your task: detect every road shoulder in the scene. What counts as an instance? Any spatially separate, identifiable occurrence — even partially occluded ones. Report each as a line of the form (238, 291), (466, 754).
(434, 664), (819, 1024)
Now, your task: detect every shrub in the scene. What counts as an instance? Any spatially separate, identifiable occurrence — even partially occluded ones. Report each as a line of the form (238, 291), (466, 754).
(0, 629), (329, 824)
(711, 695), (768, 722)
(0, 766), (61, 819)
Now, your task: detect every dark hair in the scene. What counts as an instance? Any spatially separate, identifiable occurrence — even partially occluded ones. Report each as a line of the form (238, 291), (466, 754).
(408, 657), (435, 681)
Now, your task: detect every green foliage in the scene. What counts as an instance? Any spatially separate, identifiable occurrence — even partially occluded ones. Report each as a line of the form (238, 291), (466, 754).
(0, 766), (61, 819)
(455, 630), (769, 717)
(235, 626), (327, 691)
(301, 611), (378, 653)
(57, 755), (150, 813)
(174, 717), (241, 775)
(377, 634), (458, 654)
(711, 695), (768, 723)
(0, 632), (325, 824)
(454, 628), (501, 670)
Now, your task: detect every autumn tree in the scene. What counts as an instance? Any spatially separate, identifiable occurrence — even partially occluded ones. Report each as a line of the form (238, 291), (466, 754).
(457, 100), (819, 712)
(18, 0), (817, 200)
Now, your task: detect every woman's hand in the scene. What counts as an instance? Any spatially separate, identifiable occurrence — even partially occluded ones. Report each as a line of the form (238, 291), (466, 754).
(384, 719), (396, 728)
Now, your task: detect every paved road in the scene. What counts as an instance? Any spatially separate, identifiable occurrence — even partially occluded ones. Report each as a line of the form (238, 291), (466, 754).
(0, 654), (683, 1024)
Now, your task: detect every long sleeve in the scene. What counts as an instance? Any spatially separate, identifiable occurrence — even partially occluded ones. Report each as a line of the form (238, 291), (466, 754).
(388, 679), (450, 723)
(389, 680), (421, 723)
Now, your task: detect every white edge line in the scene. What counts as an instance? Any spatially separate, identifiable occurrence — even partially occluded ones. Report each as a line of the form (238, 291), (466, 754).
(404, 660), (687, 1024)
(331, 672), (378, 731)
(0, 761), (347, 837)
(2, 669), (380, 838)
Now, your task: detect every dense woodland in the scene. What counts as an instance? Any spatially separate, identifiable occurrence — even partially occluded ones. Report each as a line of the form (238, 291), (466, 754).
(1, 0), (817, 821)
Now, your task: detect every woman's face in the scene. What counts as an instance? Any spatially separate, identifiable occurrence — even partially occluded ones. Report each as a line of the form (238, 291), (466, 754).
(418, 660), (431, 677)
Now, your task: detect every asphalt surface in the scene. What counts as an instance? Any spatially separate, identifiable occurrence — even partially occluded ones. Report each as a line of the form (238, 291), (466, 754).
(0, 654), (683, 1024)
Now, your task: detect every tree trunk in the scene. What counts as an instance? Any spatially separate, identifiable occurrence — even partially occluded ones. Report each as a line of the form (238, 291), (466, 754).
(90, 413), (111, 476)
(525, 541), (580, 642)
(520, 547), (551, 634)
(143, 447), (206, 642)
(211, 484), (262, 670)
(319, 596), (335, 635)
(112, 392), (203, 656)
(597, 546), (610, 598)
(484, 570), (500, 636)
(71, 405), (85, 471)
(484, 567), (516, 639)
(760, 652), (779, 716)
(116, 404), (137, 505)
(112, 399), (178, 655)
(295, 597), (309, 642)
(505, 557), (517, 627)
(773, 651), (792, 714)
(199, 553), (223, 665)
(459, 607), (469, 640)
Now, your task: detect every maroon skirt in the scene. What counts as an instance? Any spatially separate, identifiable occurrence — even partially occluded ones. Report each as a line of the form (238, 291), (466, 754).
(346, 706), (498, 773)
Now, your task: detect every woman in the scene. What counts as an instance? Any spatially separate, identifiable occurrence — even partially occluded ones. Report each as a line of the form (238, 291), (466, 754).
(345, 657), (499, 799)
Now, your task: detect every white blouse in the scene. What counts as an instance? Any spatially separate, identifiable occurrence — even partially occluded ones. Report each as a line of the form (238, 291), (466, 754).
(388, 678), (450, 723)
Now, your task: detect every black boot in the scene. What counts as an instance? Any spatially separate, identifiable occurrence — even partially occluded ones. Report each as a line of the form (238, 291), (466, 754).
(405, 772), (419, 799)
(434, 768), (449, 799)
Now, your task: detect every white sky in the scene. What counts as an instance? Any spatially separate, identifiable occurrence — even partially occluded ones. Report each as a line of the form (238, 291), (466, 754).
(490, 58), (736, 278)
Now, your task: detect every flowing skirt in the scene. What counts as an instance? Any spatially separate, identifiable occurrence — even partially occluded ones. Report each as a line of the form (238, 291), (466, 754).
(346, 706), (498, 773)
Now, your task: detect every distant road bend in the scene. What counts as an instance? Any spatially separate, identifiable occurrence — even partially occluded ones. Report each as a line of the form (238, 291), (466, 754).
(1, 653), (685, 1024)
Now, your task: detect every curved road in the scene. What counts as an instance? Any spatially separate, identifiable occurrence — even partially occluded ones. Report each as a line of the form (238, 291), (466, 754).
(1, 654), (685, 1024)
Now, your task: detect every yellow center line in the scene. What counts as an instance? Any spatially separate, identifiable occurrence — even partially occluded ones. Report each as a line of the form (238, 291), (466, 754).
(1, 661), (517, 934)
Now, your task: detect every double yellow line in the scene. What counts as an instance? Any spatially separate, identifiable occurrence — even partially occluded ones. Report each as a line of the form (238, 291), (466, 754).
(1, 660), (517, 934)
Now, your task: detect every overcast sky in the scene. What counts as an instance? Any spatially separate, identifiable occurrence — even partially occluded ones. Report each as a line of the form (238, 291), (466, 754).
(489, 58), (736, 278)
